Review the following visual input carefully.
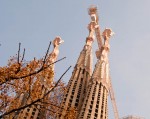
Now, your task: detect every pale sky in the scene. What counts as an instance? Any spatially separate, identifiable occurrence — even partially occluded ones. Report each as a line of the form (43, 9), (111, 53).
(0, 0), (150, 119)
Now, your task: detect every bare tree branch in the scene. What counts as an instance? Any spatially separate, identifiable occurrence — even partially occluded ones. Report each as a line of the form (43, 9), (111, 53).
(18, 43), (21, 64)
(21, 48), (25, 62)
(43, 41), (51, 65)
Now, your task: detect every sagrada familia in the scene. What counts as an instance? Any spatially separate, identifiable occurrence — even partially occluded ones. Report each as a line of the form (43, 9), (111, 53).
(58, 6), (115, 119)
(4, 5), (144, 119)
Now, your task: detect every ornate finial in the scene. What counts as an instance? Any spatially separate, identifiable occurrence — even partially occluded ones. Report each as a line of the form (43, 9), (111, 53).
(88, 5), (99, 24)
(96, 29), (114, 59)
(49, 36), (64, 64)
(102, 28), (114, 51)
(88, 5), (98, 15)
(53, 36), (64, 47)
(102, 28), (114, 40)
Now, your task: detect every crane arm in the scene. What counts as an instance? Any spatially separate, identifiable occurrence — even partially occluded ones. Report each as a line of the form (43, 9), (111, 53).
(109, 78), (119, 119)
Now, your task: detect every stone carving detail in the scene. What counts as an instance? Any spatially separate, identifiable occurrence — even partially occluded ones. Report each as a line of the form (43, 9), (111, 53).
(50, 36), (64, 63)
(100, 28), (114, 61)
(85, 22), (95, 47)
(102, 29), (114, 49)
(92, 28), (114, 84)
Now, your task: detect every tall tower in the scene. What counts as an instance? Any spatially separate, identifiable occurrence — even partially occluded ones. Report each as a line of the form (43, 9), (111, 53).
(77, 6), (115, 119)
(58, 22), (95, 119)
(78, 28), (113, 119)
(87, 6), (119, 119)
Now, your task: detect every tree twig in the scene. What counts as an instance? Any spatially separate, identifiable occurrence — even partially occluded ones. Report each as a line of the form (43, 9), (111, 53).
(18, 43), (21, 64)
(21, 48), (25, 62)
(43, 41), (51, 66)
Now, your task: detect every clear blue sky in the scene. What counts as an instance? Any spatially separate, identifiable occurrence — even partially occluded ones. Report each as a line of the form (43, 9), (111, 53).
(0, 0), (150, 118)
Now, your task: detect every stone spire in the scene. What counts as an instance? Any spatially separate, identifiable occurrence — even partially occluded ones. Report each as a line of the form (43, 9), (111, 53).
(16, 37), (64, 119)
(78, 29), (114, 119)
(76, 22), (95, 76)
(58, 22), (95, 119)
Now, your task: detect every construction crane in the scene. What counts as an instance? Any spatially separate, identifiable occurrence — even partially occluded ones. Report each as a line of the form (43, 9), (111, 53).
(109, 78), (120, 119)
(88, 5), (119, 119)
